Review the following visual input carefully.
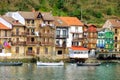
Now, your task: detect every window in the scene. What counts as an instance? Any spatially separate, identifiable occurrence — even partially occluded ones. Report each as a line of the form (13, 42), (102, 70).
(16, 47), (19, 53)
(115, 44), (117, 47)
(5, 31), (7, 37)
(63, 30), (66, 37)
(16, 28), (19, 35)
(45, 48), (48, 54)
(32, 20), (34, 24)
(31, 38), (34, 42)
(56, 30), (60, 35)
(28, 47), (32, 53)
(58, 50), (62, 55)
(37, 47), (39, 54)
(16, 38), (19, 42)
(0, 49), (2, 53)
(31, 29), (35, 35)
(74, 52), (76, 54)
(27, 20), (30, 24)
(75, 27), (78, 32)
(115, 37), (117, 42)
(56, 40), (60, 46)
(115, 29), (117, 34)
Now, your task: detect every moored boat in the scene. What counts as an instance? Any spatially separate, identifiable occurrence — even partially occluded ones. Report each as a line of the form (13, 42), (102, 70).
(0, 62), (23, 66)
(37, 61), (64, 66)
(77, 62), (101, 66)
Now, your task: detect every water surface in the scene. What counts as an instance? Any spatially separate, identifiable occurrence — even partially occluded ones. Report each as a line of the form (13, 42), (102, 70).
(0, 63), (120, 80)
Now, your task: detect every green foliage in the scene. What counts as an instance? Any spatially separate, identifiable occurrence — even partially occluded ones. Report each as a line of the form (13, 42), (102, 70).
(94, 11), (103, 18)
(0, 0), (120, 26)
(107, 8), (113, 15)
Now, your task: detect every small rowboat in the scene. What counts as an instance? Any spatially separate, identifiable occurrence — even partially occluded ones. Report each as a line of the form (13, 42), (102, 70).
(77, 62), (101, 66)
(0, 62), (23, 66)
(37, 61), (64, 66)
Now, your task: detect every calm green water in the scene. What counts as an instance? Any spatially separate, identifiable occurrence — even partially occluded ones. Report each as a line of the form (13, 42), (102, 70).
(0, 63), (120, 80)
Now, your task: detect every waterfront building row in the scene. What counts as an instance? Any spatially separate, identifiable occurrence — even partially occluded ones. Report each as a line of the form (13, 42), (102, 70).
(0, 10), (120, 59)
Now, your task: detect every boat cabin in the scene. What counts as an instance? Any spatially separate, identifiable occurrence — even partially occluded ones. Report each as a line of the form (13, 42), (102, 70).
(69, 46), (89, 62)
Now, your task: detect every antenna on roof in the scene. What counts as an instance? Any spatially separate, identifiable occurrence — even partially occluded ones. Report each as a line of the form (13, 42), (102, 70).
(81, 7), (83, 21)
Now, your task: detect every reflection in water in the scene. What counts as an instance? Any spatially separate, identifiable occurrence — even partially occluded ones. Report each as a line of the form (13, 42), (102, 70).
(0, 63), (120, 80)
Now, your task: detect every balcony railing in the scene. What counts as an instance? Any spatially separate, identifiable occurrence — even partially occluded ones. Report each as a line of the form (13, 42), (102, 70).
(72, 37), (83, 41)
(0, 35), (11, 38)
(70, 32), (82, 34)
(56, 44), (66, 48)
(40, 33), (54, 38)
(40, 23), (54, 27)
(12, 32), (26, 36)
(26, 41), (40, 45)
(56, 35), (68, 38)
(88, 35), (97, 38)
(26, 50), (35, 56)
(11, 41), (26, 46)
(26, 32), (35, 35)
(41, 42), (54, 46)
(114, 40), (120, 43)
(26, 24), (35, 28)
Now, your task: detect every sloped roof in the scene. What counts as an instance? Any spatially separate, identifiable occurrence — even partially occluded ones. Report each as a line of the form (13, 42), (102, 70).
(41, 12), (54, 21)
(87, 25), (97, 32)
(0, 23), (10, 30)
(59, 17), (84, 26)
(108, 19), (120, 27)
(1, 15), (24, 26)
(54, 16), (68, 27)
(18, 11), (40, 19)
(71, 46), (88, 50)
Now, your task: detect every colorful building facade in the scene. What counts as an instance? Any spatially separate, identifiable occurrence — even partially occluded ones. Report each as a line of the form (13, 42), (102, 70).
(97, 28), (114, 52)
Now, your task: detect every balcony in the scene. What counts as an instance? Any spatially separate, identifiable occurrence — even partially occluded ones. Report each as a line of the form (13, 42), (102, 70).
(40, 23), (54, 28)
(88, 35), (97, 38)
(56, 44), (66, 48)
(40, 33), (54, 38)
(41, 42), (54, 46)
(12, 32), (26, 36)
(26, 41), (40, 45)
(56, 35), (68, 39)
(11, 41), (26, 46)
(71, 31), (83, 34)
(26, 50), (35, 56)
(72, 37), (83, 41)
(26, 23), (35, 28)
(88, 41), (97, 44)
(0, 35), (11, 39)
(114, 40), (120, 43)
(26, 32), (39, 37)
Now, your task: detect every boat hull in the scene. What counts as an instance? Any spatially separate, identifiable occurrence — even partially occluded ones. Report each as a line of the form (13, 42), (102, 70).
(37, 62), (64, 66)
(0, 62), (23, 66)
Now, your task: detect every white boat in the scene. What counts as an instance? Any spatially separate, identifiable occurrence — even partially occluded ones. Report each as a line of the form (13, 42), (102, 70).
(37, 61), (64, 66)
(77, 62), (101, 66)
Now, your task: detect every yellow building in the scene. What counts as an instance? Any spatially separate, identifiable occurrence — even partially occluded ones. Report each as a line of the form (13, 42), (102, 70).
(0, 22), (11, 53)
(3, 11), (56, 57)
(103, 19), (120, 52)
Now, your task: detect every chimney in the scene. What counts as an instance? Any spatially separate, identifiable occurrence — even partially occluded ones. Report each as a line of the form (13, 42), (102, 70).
(32, 8), (35, 12)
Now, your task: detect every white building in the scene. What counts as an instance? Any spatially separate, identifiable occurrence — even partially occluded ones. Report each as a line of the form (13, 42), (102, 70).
(55, 17), (84, 57)
(69, 46), (89, 59)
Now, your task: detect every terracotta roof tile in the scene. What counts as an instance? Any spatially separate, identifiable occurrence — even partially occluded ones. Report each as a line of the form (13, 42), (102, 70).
(88, 25), (97, 32)
(108, 19), (120, 27)
(54, 16), (68, 27)
(59, 17), (84, 26)
(0, 23), (10, 30)
(71, 46), (88, 50)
